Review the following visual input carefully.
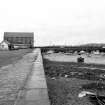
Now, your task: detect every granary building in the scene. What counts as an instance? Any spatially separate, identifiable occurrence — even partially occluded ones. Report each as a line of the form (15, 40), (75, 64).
(4, 32), (34, 48)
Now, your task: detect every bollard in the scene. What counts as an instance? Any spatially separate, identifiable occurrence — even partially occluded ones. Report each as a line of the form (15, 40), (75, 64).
(77, 57), (84, 63)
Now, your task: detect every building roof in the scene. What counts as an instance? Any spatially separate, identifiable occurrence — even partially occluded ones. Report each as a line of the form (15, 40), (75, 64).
(4, 32), (34, 37)
(0, 40), (10, 45)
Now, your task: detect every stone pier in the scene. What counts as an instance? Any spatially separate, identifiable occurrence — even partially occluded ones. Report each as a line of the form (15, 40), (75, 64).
(15, 48), (50, 105)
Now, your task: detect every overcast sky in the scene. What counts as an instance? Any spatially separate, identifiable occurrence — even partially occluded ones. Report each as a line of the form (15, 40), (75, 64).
(0, 0), (105, 46)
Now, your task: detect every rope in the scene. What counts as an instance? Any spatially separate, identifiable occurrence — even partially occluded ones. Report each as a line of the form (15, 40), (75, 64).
(95, 95), (105, 105)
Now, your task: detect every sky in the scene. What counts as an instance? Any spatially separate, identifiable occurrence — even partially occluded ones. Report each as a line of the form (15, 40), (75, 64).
(0, 0), (105, 46)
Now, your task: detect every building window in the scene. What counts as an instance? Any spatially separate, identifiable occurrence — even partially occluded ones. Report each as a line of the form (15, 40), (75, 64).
(2, 45), (4, 48)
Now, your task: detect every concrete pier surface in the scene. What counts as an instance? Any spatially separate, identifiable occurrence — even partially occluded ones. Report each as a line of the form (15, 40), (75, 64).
(15, 48), (50, 105)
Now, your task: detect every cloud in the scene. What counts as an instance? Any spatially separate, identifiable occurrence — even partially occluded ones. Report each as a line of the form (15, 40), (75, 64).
(0, 0), (105, 45)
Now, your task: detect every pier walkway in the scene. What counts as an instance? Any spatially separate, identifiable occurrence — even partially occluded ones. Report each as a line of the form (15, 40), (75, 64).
(15, 48), (50, 105)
